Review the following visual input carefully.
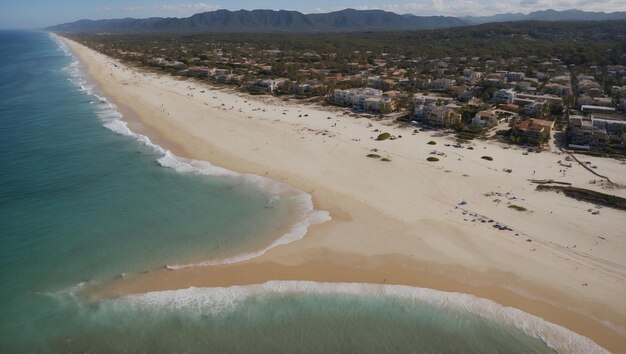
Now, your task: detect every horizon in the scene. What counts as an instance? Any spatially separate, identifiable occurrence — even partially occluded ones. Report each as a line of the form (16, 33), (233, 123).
(1, 0), (625, 30)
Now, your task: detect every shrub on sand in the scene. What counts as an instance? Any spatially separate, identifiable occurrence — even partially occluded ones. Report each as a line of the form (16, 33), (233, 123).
(376, 132), (391, 141)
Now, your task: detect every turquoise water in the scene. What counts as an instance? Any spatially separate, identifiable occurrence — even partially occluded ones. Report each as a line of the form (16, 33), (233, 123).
(0, 31), (599, 353)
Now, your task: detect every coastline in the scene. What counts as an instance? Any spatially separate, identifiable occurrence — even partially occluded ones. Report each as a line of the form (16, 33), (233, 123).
(57, 34), (626, 351)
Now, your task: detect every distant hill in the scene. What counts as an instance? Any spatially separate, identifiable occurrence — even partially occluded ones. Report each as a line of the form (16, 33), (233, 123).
(47, 9), (468, 33)
(463, 9), (626, 24)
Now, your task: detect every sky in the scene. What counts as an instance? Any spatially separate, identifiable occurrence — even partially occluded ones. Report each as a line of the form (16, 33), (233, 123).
(0, 0), (624, 29)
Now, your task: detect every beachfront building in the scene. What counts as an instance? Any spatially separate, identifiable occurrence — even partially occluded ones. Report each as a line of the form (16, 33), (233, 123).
(424, 104), (461, 127)
(364, 96), (395, 113)
(567, 115), (609, 148)
(331, 88), (383, 108)
(295, 82), (324, 96)
(510, 118), (554, 145)
(471, 110), (499, 128)
(413, 103), (436, 119)
(567, 109), (626, 149)
(185, 66), (213, 78)
(249, 78), (289, 93)
(213, 68), (231, 82)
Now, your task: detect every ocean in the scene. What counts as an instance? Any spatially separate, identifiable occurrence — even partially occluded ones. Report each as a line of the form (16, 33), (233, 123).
(0, 30), (603, 353)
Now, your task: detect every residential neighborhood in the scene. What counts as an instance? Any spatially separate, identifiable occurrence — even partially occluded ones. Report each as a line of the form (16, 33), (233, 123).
(77, 32), (626, 153)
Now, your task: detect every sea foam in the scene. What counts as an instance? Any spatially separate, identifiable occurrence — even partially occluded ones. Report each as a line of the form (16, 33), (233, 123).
(114, 280), (608, 354)
(51, 33), (330, 267)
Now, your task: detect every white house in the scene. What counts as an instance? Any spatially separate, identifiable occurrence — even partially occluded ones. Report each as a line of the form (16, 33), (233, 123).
(471, 110), (499, 127)
(364, 96), (395, 113)
(332, 88), (382, 107)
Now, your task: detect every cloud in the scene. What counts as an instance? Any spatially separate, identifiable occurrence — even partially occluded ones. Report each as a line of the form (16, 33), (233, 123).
(121, 6), (146, 13)
(157, 3), (221, 13)
(352, 0), (626, 16)
(121, 3), (220, 17)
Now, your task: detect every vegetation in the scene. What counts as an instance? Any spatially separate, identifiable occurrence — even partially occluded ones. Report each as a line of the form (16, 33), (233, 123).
(455, 125), (486, 141)
(376, 132), (391, 141)
(481, 156), (493, 161)
(64, 20), (626, 65)
(427, 157), (440, 162)
(536, 185), (626, 211)
(427, 141), (437, 145)
(367, 153), (381, 158)
(508, 204), (528, 212)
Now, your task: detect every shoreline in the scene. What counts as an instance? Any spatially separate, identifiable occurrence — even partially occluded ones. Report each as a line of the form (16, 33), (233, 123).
(58, 34), (626, 351)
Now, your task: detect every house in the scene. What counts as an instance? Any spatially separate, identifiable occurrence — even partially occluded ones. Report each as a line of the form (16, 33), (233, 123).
(249, 78), (289, 93)
(185, 66), (213, 78)
(364, 96), (395, 113)
(512, 118), (554, 145)
(367, 76), (395, 90)
(593, 117), (626, 138)
(458, 86), (482, 101)
(213, 68), (231, 82)
(493, 89), (516, 104)
(507, 72), (525, 82)
(424, 104), (461, 127)
(524, 100), (546, 117)
(516, 93), (563, 105)
(412, 93), (453, 106)
(471, 110), (499, 127)
(413, 103), (436, 119)
(249, 79), (276, 93)
(567, 115), (609, 148)
(462, 69), (482, 82)
(515, 81), (533, 92)
(430, 79), (456, 91)
(295, 83), (324, 96)
(331, 88), (383, 109)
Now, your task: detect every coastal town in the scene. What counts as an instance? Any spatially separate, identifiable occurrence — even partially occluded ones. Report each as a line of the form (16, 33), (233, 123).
(71, 29), (626, 154)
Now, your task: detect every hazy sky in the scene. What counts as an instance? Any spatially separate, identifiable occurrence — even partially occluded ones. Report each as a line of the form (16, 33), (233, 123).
(1, 0), (624, 29)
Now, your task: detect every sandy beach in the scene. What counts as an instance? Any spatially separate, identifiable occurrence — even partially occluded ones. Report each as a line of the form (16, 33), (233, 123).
(60, 36), (626, 351)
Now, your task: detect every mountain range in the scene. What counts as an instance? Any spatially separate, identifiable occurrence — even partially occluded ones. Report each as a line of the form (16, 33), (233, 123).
(462, 9), (626, 24)
(47, 8), (626, 33)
